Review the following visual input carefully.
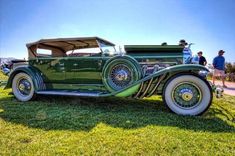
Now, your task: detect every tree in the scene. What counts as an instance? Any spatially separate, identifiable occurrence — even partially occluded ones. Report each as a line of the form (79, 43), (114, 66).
(232, 63), (235, 73)
(226, 62), (233, 73)
(225, 62), (235, 82)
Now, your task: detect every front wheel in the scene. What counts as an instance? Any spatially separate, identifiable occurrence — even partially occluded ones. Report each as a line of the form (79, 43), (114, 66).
(163, 74), (212, 115)
(12, 72), (36, 101)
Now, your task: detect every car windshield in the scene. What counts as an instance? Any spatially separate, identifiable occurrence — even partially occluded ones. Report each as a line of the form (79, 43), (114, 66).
(99, 43), (116, 55)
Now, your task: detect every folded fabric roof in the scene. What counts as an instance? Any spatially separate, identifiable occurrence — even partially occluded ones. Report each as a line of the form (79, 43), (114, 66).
(26, 37), (115, 53)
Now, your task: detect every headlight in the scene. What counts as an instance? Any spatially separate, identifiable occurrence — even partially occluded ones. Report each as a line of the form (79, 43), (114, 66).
(198, 70), (208, 78)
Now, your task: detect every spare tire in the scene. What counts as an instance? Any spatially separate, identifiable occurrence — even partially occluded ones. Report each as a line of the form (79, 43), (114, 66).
(102, 56), (142, 93)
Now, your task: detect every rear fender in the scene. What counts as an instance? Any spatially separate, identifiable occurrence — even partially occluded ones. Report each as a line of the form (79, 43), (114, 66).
(5, 65), (45, 91)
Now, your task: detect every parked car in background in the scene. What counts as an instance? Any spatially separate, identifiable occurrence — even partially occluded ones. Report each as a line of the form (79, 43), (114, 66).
(0, 58), (26, 75)
(3, 37), (213, 115)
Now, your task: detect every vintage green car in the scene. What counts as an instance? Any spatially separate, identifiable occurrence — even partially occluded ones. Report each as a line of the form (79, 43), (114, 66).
(5, 37), (213, 115)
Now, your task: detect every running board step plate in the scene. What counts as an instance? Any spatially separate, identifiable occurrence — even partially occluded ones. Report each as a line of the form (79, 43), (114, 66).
(36, 90), (102, 97)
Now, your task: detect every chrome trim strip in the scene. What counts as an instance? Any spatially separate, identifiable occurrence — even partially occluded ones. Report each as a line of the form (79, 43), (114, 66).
(36, 91), (100, 97)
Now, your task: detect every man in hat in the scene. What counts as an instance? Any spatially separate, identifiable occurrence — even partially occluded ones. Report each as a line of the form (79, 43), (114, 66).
(179, 39), (188, 47)
(197, 51), (207, 66)
(212, 50), (227, 88)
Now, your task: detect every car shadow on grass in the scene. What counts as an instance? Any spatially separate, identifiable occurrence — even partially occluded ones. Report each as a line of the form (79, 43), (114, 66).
(0, 95), (234, 132)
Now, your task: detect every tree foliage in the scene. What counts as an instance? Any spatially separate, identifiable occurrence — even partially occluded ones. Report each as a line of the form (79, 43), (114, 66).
(225, 62), (235, 73)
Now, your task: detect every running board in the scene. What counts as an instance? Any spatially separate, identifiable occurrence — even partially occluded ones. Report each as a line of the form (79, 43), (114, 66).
(36, 90), (102, 97)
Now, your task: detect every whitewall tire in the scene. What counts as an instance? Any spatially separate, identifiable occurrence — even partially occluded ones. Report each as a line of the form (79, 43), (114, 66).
(12, 72), (35, 101)
(163, 74), (212, 115)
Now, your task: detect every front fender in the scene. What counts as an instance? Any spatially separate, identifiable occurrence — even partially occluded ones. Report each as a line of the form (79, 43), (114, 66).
(140, 64), (209, 83)
(109, 64), (209, 97)
(164, 64), (209, 74)
(5, 65), (45, 91)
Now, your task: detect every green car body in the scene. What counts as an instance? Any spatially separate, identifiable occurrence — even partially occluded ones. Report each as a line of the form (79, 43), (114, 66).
(5, 37), (213, 115)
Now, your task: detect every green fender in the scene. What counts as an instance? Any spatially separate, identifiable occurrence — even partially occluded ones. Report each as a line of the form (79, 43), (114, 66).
(5, 65), (45, 91)
(108, 64), (209, 97)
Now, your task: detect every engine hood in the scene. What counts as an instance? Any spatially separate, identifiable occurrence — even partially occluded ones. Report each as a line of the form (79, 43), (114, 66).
(124, 45), (184, 54)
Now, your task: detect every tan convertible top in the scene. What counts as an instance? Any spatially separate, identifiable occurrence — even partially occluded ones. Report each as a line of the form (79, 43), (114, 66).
(27, 37), (115, 58)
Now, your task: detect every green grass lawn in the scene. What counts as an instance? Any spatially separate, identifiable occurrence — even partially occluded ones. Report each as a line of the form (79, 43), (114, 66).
(0, 74), (235, 155)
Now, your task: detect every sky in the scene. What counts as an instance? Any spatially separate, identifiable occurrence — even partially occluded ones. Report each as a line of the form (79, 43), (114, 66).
(0, 0), (235, 63)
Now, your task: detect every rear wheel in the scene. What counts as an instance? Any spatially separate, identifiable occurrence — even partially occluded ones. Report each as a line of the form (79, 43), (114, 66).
(12, 72), (35, 101)
(163, 74), (212, 115)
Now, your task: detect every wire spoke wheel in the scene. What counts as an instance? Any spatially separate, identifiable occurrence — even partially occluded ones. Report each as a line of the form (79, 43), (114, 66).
(109, 64), (132, 90)
(163, 74), (212, 115)
(172, 82), (202, 109)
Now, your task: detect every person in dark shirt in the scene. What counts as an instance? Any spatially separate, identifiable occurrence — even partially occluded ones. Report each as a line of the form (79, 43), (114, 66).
(212, 50), (227, 88)
(197, 51), (207, 66)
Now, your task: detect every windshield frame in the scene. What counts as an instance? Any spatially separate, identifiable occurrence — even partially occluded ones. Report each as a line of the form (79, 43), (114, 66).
(97, 40), (116, 55)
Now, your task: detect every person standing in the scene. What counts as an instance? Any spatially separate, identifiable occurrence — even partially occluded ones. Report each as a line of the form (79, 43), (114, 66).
(178, 39), (188, 47)
(212, 50), (227, 88)
(197, 51), (207, 66)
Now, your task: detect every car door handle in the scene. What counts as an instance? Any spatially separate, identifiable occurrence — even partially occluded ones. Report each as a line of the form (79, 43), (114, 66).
(73, 63), (78, 66)
(59, 63), (64, 66)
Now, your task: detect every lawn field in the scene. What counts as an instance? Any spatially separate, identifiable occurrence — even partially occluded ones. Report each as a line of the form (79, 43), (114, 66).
(0, 74), (235, 155)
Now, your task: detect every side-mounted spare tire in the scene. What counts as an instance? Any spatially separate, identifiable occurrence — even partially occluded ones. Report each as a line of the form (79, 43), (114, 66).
(102, 56), (142, 95)
(163, 74), (212, 116)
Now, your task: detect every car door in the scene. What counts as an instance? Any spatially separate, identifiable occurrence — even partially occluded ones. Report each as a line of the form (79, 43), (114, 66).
(32, 58), (66, 83)
(64, 53), (103, 84)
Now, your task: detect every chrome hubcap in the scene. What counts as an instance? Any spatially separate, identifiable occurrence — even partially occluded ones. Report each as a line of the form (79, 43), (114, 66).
(180, 89), (193, 101)
(19, 83), (26, 91)
(110, 64), (132, 89)
(172, 82), (202, 109)
(17, 79), (31, 96)
(115, 70), (128, 81)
